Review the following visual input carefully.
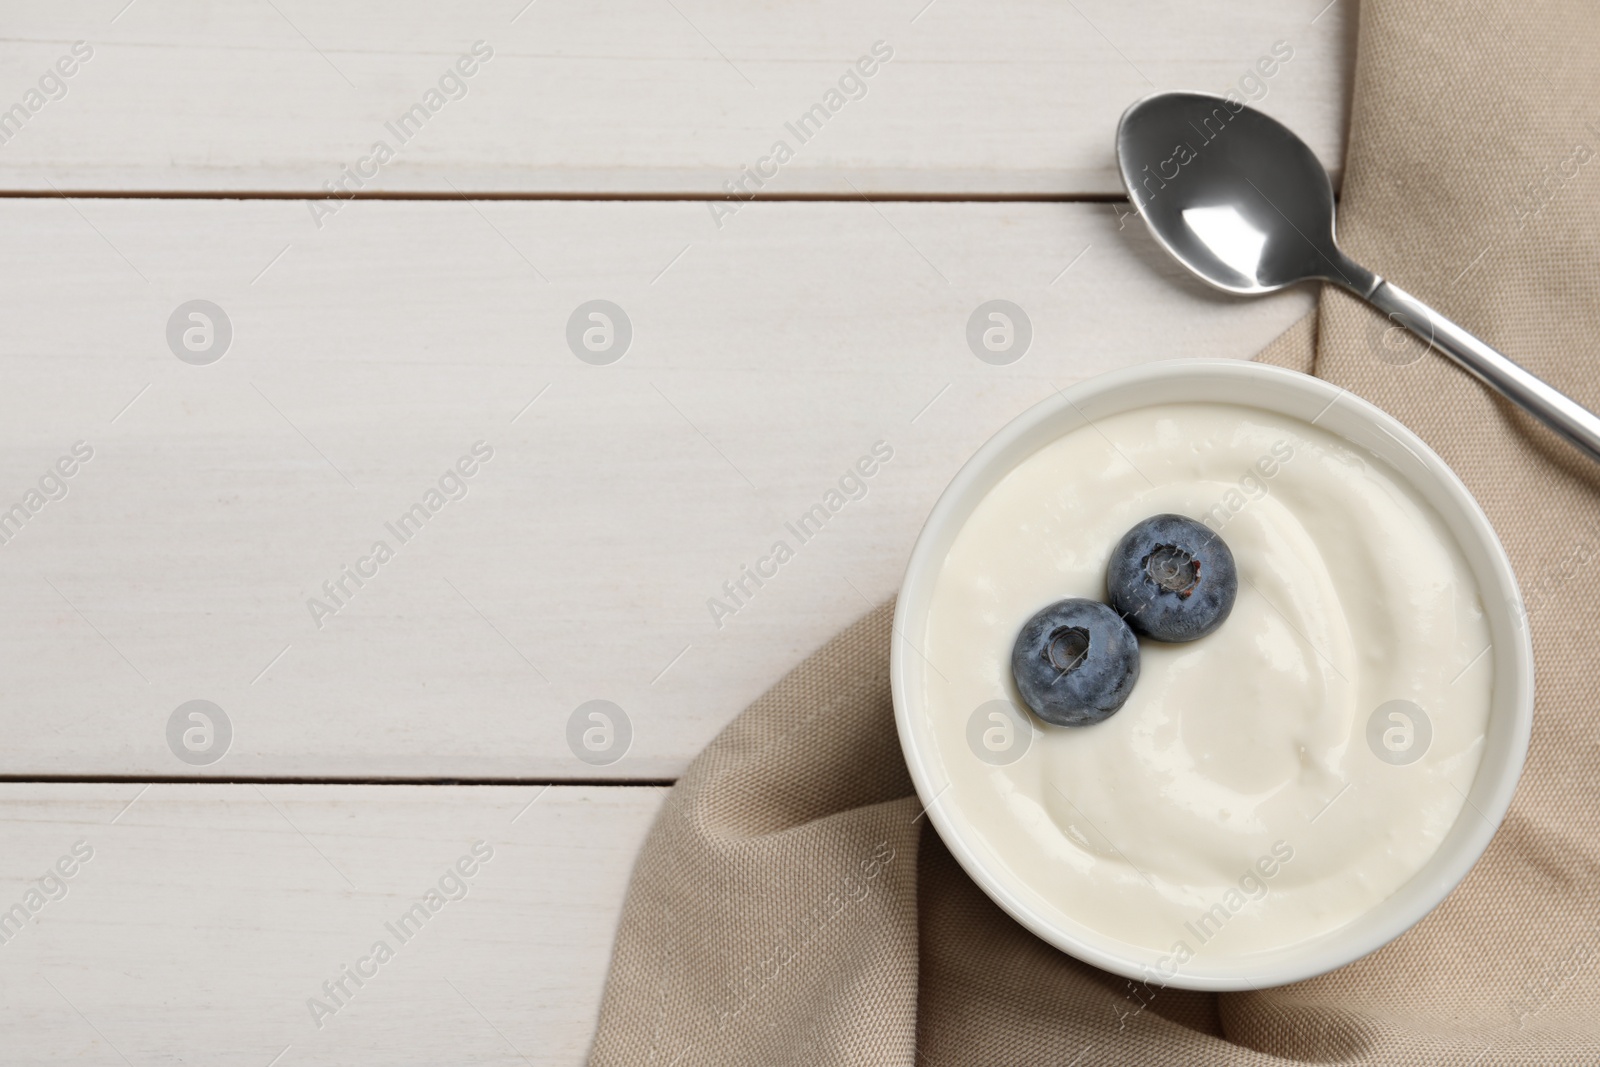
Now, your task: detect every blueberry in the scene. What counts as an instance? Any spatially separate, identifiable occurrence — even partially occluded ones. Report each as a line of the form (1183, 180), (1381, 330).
(1011, 598), (1141, 727)
(1106, 514), (1237, 642)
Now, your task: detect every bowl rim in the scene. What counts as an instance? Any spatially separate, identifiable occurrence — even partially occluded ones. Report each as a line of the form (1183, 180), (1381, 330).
(890, 358), (1534, 991)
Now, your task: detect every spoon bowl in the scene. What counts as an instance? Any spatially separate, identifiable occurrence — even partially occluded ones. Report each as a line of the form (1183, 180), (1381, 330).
(1116, 92), (1368, 295)
(1116, 91), (1600, 466)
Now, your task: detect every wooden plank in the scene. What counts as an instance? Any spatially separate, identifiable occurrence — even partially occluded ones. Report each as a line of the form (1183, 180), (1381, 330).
(0, 0), (1351, 196)
(0, 783), (661, 1065)
(0, 198), (1313, 778)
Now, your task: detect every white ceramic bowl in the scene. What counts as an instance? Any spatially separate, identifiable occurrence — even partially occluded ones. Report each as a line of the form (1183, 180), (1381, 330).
(891, 358), (1533, 990)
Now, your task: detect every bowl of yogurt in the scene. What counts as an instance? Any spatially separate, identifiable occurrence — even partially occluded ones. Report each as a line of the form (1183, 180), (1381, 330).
(891, 359), (1533, 990)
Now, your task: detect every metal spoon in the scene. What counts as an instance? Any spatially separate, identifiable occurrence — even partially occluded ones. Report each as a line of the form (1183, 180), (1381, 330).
(1115, 90), (1600, 465)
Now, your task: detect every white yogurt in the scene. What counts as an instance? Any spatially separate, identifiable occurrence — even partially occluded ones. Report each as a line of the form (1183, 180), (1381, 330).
(917, 402), (1491, 969)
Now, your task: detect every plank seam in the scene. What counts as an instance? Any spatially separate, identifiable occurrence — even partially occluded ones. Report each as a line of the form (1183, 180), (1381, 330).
(0, 189), (1131, 203)
(0, 775), (677, 786)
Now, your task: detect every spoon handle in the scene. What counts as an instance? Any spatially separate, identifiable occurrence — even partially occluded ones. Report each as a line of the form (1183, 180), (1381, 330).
(1367, 280), (1600, 465)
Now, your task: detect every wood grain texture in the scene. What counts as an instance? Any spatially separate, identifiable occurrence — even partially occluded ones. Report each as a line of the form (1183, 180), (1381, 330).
(0, 3), (1347, 773)
(0, 8), (1360, 1061)
(0, 0), (1351, 195)
(0, 198), (1313, 778)
(0, 783), (662, 1065)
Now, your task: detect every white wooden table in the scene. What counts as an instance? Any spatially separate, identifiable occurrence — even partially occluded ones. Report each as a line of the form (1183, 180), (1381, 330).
(0, 2), (1349, 1061)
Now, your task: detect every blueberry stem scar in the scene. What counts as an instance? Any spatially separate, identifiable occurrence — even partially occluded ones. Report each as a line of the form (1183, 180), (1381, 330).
(1143, 543), (1201, 597)
(1047, 626), (1091, 679)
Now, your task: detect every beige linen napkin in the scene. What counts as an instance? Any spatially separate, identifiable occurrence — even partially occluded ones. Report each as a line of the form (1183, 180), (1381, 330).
(590, 0), (1600, 1061)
